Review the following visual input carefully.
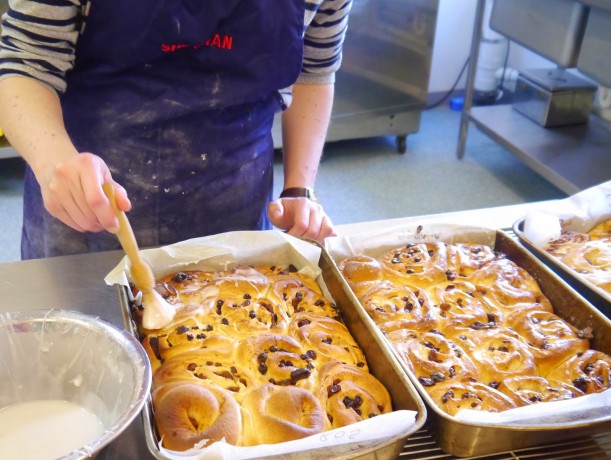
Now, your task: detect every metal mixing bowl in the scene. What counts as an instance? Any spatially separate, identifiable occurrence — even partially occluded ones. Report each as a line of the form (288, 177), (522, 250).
(0, 310), (151, 459)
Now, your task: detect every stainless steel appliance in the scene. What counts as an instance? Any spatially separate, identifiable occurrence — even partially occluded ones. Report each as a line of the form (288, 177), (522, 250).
(273, 0), (439, 153)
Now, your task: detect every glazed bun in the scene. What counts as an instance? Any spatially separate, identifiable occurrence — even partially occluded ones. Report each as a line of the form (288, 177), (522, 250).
(153, 344), (254, 403)
(447, 327), (536, 387)
(546, 349), (611, 394)
(588, 220), (611, 240)
(338, 255), (382, 284)
(287, 312), (368, 368)
(316, 361), (392, 430)
(543, 219), (611, 294)
(355, 280), (438, 333)
(544, 231), (591, 257)
(428, 280), (502, 331)
(387, 329), (479, 386)
(446, 242), (499, 277)
(496, 376), (583, 406)
(153, 381), (242, 451)
(505, 309), (590, 376)
(241, 385), (325, 446)
(380, 242), (451, 286)
(426, 381), (517, 416)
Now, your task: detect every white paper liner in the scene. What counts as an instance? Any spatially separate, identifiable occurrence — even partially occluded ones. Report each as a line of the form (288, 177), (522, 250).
(325, 222), (497, 262)
(105, 230), (322, 289)
(324, 221), (611, 428)
(521, 179), (611, 244)
(105, 230), (419, 459)
(157, 411), (416, 460)
(454, 388), (611, 426)
(520, 179), (611, 303)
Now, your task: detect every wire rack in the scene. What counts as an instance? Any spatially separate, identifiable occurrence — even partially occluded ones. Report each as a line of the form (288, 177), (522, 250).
(399, 425), (611, 459)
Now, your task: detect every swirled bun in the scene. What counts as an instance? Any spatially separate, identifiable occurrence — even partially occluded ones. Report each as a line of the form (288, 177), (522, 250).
(234, 333), (318, 392)
(496, 376), (583, 406)
(387, 329), (479, 386)
(446, 327), (536, 387)
(153, 381), (242, 450)
(287, 312), (368, 368)
(426, 381), (517, 416)
(380, 242), (452, 286)
(446, 243), (500, 277)
(355, 280), (438, 333)
(241, 385), (325, 446)
(543, 219), (611, 294)
(588, 220), (611, 240)
(338, 255), (383, 284)
(316, 361), (393, 430)
(506, 309), (590, 376)
(546, 349), (611, 394)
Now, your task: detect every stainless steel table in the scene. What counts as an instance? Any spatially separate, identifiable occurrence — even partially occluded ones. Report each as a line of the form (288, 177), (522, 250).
(2, 201), (610, 459)
(0, 250), (151, 460)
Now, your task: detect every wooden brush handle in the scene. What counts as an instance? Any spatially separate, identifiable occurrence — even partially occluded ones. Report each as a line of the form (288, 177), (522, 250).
(102, 183), (156, 291)
(102, 182), (142, 262)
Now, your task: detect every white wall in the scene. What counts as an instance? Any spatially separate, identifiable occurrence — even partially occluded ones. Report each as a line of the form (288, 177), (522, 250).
(429, 0), (554, 94)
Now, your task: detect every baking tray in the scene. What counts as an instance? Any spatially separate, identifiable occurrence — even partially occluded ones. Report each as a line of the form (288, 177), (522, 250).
(325, 228), (611, 457)
(118, 237), (427, 460)
(513, 217), (611, 319)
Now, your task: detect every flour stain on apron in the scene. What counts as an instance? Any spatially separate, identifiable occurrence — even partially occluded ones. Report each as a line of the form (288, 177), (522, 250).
(22, 0), (304, 259)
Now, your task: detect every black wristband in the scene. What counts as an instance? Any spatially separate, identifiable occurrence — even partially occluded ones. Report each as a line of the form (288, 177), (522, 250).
(279, 187), (318, 203)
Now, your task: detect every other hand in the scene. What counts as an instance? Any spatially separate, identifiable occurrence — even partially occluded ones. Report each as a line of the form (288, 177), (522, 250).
(267, 197), (336, 243)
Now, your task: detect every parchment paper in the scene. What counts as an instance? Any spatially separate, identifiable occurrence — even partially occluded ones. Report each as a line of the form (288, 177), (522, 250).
(522, 179), (611, 244)
(105, 230), (418, 459)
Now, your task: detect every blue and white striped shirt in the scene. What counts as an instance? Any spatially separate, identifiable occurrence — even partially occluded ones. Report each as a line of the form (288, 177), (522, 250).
(0, 0), (352, 94)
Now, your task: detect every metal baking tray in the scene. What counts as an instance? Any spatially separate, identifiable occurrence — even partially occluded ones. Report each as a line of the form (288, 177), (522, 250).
(325, 229), (611, 457)
(118, 240), (427, 460)
(513, 218), (611, 319)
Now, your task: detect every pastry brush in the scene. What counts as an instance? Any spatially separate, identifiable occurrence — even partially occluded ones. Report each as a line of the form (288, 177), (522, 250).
(102, 183), (175, 329)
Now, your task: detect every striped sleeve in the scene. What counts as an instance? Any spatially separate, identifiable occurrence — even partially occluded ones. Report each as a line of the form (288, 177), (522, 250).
(0, 0), (84, 93)
(299, 0), (352, 85)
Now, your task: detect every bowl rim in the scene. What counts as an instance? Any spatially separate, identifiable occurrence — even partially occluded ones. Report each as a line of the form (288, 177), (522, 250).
(0, 309), (152, 460)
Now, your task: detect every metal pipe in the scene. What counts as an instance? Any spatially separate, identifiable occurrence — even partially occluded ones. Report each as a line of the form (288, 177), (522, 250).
(457, 0), (486, 159)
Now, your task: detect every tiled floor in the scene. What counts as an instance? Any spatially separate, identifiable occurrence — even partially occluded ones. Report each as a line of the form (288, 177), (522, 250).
(0, 105), (567, 262)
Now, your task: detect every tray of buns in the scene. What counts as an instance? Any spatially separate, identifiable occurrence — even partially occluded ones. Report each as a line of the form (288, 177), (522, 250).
(325, 222), (611, 458)
(108, 230), (426, 460)
(511, 181), (611, 318)
(513, 216), (611, 318)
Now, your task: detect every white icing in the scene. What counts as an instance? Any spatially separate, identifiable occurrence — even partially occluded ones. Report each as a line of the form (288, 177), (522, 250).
(0, 399), (105, 460)
(142, 290), (176, 329)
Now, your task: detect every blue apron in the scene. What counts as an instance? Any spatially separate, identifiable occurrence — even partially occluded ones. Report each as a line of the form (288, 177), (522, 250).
(22, 0), (304, 259)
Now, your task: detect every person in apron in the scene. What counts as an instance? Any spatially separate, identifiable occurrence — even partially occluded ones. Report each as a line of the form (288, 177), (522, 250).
(0, 1), (344, 259)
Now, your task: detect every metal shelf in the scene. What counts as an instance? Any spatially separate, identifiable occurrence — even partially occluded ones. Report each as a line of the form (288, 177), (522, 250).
(467, 104), (611, 194)
(456, 0), (611, 195)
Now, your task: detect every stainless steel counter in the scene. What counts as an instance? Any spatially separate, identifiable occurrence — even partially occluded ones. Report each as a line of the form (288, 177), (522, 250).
(2, 200), (610, 459)
(0, 250), (152, 460)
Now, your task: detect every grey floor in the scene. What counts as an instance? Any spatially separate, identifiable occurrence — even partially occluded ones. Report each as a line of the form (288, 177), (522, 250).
(0, 105), (566, 263)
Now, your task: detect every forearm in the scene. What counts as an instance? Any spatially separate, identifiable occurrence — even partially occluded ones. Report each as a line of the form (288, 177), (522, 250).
(281, 82), (334, 189)
(0, 75), (126, 233)
(0, 76), (78, 178)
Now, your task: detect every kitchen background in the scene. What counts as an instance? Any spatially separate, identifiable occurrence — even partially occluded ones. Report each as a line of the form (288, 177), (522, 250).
(1, 0), (609, 262)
